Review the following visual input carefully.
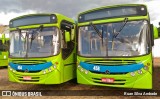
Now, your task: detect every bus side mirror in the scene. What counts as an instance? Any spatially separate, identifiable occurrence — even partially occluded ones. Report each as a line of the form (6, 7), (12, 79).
(153, 26), (159, 39)
(150, 24), (154, 46)
(65, 31), (71, 42)
(158, 27), (160, 37)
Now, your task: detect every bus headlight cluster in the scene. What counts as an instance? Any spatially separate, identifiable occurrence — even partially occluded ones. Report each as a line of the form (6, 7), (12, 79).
(42, 65), (56, 74)
(8, 66), (17, 73)
(130, 63), (150, 77)
(130, 68), (145, 76)
(143, 63), (150, 71)
(78, 65), (89, 74)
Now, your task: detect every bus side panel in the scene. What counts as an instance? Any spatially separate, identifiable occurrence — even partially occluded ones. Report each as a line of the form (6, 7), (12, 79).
(133, 71), (152, 89)
(63, 52), (76, 82)
(0, 52), (8, 66)
(44, 70), (62, 84)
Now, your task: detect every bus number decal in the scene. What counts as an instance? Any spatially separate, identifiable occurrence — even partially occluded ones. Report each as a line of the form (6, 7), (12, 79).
(93, 66), (100, 71)
(17, 65), (22, 70)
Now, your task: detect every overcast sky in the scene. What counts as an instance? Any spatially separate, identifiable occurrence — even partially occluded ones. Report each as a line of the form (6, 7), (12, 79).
(0, 0), (160, 26)
(0, 0), (160, 57)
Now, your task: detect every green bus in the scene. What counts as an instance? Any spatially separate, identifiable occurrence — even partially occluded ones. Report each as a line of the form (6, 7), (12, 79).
(8, 13), (76, 84)
(0, 34), (9, 67)
(77, 4), (158, 89)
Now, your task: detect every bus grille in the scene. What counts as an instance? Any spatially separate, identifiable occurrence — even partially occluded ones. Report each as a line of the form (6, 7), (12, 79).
(16, 70), (41, 73)
(84, 59), (139, 66)
(11, 60), (47, 65)
(83, 59), (140, 75)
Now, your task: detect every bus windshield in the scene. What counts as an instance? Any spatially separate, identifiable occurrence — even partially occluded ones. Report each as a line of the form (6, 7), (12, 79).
(10, 27), (60, 58)
(78, 20), (150, 57)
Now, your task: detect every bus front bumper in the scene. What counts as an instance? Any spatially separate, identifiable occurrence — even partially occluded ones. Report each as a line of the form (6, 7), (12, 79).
(77, 69), (152, 89)
(8, 68), (62, 84)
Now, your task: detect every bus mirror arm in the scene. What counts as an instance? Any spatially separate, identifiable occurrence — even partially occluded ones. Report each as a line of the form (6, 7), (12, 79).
(158, 22), (160, 37)
(158, 27), (160, 37)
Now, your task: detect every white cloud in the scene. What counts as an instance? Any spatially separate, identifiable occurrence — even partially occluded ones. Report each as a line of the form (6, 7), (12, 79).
(144, 0), (160, 27)
(0, 10), (37, 25)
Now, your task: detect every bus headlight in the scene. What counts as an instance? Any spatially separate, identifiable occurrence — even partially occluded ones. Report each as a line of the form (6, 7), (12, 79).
(10, 68), (13, 71)
(144, 66), (149, 71)
(53, 64), (57, 69)
(85, 70), (88, 74)
(80, 68), (84, 72)
(78, 65), (81, 68)
(48, 68), (52, 72)
(130, 72), (135, 76)
(137, 70), (142, 74)
(43, 70), (46, 74)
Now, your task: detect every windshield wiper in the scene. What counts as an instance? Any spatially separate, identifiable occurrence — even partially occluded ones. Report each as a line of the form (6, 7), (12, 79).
(89, 22), (104, 44)
(89, 22), (102, 38)
(113, 17), (128, 38)
(111, 17), (128, 50)
(30, 25), (43, 49)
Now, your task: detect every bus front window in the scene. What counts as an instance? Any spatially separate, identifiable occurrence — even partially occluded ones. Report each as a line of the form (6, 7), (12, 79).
(10, 27), (60, 58)
(78, 20), (150, 57)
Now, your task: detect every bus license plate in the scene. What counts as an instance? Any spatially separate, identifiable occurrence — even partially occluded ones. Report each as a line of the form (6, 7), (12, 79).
(101, 78), (114, 83)
(23, 76), (32, 80)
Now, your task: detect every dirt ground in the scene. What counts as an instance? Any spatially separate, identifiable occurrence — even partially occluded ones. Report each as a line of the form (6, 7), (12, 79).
(0, 58), (160, 98)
